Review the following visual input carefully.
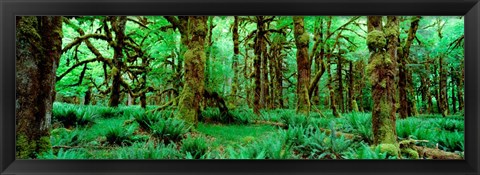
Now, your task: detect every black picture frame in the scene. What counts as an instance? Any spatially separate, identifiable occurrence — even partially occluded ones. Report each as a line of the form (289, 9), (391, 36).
(1, 0), (479, 175)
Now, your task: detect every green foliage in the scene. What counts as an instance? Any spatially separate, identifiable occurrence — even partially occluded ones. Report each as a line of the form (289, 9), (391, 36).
(344, 112), (373, 143)
(280, 111), (311, 128)
(52, 103), (97, 127)
(116, 141), (182, 159)
(180, 135), (209, 159)
(76, 107), (97, 126)
(50, 128), (88, 147)
(436, 131), (464, 152)
(150, 117), (191, 143)
(433, 118), (464, 132)
(105, 123), (136, 146)
(343, 143), (393, 159)
(196, 123), (276, 148)
(230, 108), (256, 124)
(227, 133), (297, 159)
(293, 125), (352, 159)
(132, 110), (164, 130)
(96, 106), (122, 119)
(38, 148), (90, 159)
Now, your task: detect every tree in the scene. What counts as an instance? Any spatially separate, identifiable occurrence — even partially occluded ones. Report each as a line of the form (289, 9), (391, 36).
(366, 16), (399, 155)
(16, 16), (63, 159)
(231, 16), (240, 99)
(398, 16), (420, 118)
(293, 16), (311, 115)
(109, 16), (128, 107)
(176, 16), (208, 125)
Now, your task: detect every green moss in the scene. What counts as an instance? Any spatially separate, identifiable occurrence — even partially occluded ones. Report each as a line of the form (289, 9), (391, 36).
(16, 133), (35, 159)
(366, 52), (384, 83)
(111, 67), (119, 76)
(17, 17), (42, 41)
(378, 143), (400, 157)
(378, 97), (396, 144)
(37, 136), (52, 154)
(367, 30), (386, 49)
(402, 148), (419, 159)
(299, 33), (309, 45)
(383, 53), (392, 65)
(384, 27), (399, 38)
(397, 47), (403, 56)
(379, 80), (387, 88)
(352, 100), (359, 112)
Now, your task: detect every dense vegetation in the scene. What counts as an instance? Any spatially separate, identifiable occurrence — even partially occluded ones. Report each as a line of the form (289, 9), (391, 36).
(16, 16), (464, 159)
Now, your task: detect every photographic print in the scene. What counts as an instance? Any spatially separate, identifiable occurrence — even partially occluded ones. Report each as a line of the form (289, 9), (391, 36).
(15, 16), (464, 160)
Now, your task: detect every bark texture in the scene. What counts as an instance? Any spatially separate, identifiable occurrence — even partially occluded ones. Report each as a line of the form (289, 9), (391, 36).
(176, 16), (207, 125)
(293, 16), (311, 115)
(16, 16), (63, 158)
(367, 16), (398, 152)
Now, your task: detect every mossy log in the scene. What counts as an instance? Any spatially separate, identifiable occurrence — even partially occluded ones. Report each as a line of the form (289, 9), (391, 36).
(413, 145), (462, 159)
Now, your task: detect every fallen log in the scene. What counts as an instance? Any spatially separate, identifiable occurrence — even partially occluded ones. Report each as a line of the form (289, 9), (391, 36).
(413, 145), (463, 159)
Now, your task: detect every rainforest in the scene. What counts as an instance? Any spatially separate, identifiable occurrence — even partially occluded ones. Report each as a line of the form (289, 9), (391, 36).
(15, 16), (464, 159)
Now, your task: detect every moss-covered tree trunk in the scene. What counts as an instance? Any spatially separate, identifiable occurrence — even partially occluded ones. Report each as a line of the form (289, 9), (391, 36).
(16, 16), (62, 159)
(457, 63), (464, 112)
(109, 16), (127, 107)
(450, 67), (457, 114)
(439, 57), (448, 117)
(262, 46), (270, 109)
(293, 16), (311, 115)
(398, 16), (420, 118)
(337, 56), (344, 113)
(272, 34), (285, 109)
(325, 17), (340, 117)
(355, 60), (366, 112)
(406, 71), (418, 116)
(348, 61), (354, 112)
(231, 16), (240, 99)
(244, 45), (253, 108)
(367, 16), (399, 154)
(176, 16), (207, 125)
(253, 17), (266, 115)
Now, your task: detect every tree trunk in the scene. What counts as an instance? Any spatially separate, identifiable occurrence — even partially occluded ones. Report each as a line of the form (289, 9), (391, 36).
(398, 16), (420, 118)
(261, 39), (269, 109)
(272, 34), (285, 109)
(84, 85), (92, 105)
(451, 67), (457, 114)
(327, 55), (340, 117)
(245, 44), (253, 108)
(406, 71), (418, 116)
(337, 56), (345, 113)
(355, 60), (366, 112)
(457, 63), (464, 112)
(293, 16), (311, 115)
(348, 61), (354, 112)
(439, 57), (448, 117)
(231, 16), (240, 100)
(253, 17), (266, 115)
(176, 16), (207, 126)
(367, 16), (399, 152)
(16, 16), (62, 159)
(109, 16), (127, 107)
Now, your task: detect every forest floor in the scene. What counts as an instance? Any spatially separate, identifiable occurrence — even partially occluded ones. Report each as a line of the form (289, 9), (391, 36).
(38, 102), (464, 160)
